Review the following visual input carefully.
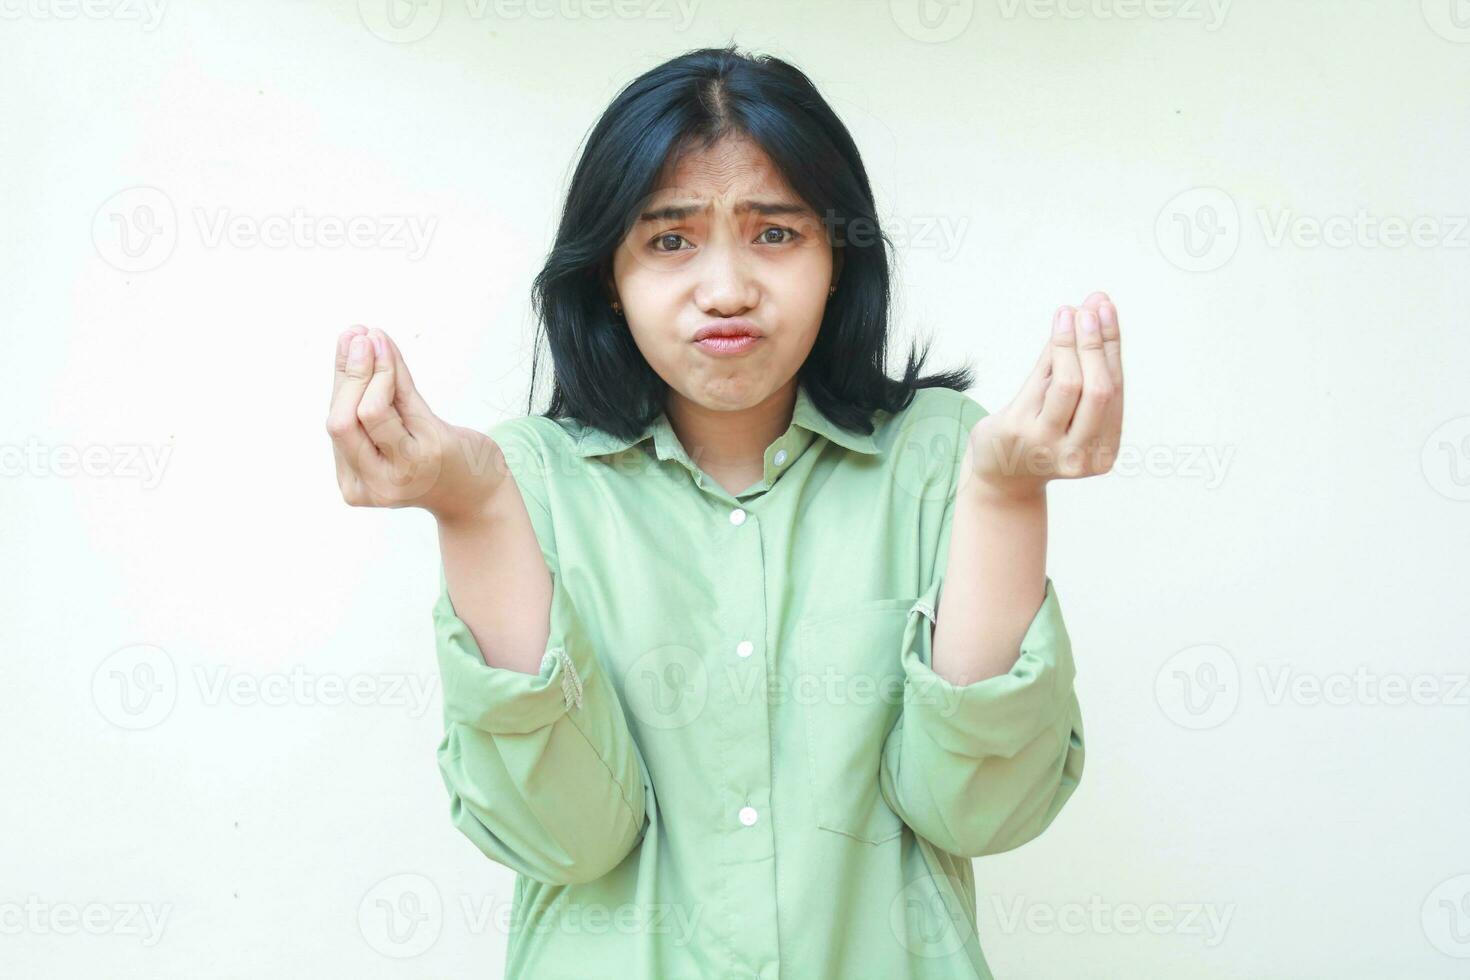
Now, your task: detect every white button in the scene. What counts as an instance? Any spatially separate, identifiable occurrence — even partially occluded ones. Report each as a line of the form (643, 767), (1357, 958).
(729, 508), (746, 525)
(773, 449), (788, 466)
(738, 806), (758, 826)
(736, 640), (754, 658)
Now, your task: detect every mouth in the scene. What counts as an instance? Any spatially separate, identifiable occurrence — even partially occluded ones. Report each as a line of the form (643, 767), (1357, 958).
(692, 320), (764, 356)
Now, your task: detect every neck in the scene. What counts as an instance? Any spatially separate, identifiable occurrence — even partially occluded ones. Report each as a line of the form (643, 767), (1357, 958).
(664, 381), (797, 470)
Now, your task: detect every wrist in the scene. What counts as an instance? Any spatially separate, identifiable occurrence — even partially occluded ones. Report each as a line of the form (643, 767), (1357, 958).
(961, 472), (1047, 509)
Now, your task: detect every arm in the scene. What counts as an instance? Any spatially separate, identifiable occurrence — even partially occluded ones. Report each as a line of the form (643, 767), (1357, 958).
(878, 449), (1085, 859)
(432, 419), (651, 885)
(323, 328), (650, 883)
(879, 293), (1122, 857)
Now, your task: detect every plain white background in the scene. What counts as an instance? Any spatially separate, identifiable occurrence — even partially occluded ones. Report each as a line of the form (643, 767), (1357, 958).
(3, 1), (1468, 976)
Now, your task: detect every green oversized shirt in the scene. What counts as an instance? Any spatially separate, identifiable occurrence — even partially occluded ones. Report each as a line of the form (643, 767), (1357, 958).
(432, 380), (1085, 979)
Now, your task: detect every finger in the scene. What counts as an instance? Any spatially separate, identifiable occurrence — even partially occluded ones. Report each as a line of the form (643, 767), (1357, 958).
(1038, 308), (1082, 432)
(1066, 306), (1113, 447)
(330, 324), (369, 404)
(1014, 312), (1060, 417)
(379, 330), (434, 423)
(1079, 290), (1110, 315)
(1098, 300), (1124, 454)
(357, 329), (413, 458)
(1098, 299), (1123, 390)
(326, 333), (376, 466)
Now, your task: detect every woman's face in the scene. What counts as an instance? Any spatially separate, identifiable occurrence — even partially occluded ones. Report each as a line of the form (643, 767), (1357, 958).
(609, 134), (836, 413)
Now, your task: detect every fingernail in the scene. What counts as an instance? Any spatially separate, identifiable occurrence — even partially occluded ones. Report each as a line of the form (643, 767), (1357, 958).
(348, 335), (367, 365)
(1079, 310), (1099, 335)
(1054, 309), (1074, 337)
(373, 335), (387, 359)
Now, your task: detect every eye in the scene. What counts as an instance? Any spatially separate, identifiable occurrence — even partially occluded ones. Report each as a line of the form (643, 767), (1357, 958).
(757, 226), (801, 245)
(649, 232), (690, 252)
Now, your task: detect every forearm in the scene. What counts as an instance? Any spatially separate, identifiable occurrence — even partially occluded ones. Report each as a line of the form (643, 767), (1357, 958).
(929, 479), (1049, 687)
(437, 484), (552, 675)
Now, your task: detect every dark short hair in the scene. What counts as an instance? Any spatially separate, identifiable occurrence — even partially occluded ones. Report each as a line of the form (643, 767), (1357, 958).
(528, 43), (974, 441)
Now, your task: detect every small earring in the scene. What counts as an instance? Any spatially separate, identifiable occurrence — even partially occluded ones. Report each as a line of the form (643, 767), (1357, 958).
(611, 301), (623, 316)
(828, 285), (836, 295)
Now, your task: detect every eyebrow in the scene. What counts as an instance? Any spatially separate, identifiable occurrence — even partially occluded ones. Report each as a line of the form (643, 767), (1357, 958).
(638, 199), (814, 223)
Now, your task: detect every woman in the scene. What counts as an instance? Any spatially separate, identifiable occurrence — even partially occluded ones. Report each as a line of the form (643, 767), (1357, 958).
(327, 45), (1121, 980)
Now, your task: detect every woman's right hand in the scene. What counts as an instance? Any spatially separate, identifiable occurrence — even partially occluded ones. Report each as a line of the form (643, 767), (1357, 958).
(326, 325), (506, 524)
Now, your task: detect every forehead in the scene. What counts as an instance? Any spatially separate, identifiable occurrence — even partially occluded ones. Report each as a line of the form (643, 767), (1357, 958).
(650, 134), (797, 201)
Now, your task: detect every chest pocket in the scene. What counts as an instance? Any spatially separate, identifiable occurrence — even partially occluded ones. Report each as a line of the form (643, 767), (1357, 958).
(795, 597), (915, 845)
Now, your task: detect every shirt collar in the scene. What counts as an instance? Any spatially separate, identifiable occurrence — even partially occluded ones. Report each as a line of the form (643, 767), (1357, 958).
(573, 381), (881, 459)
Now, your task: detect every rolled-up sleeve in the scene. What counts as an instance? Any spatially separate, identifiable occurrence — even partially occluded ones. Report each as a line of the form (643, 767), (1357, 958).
(432, 418), (651, 885)
(877, 391), (1084, 858)
(878, 572), (1084, 858)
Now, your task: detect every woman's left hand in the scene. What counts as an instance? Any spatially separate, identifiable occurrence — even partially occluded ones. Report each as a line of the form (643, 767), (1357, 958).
(963, 290), (1125, 503)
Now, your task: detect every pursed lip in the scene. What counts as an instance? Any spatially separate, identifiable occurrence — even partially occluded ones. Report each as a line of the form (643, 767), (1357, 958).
(693, 319), (764, 342)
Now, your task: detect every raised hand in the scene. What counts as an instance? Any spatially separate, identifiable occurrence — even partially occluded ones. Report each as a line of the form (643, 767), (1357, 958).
(326, 325), (506, 523)
(964, 291), (1124, 501)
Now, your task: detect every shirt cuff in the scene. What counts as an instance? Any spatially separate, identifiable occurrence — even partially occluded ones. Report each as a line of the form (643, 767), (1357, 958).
(896, 575), (1076, 760)
(433, 566), (588, 736)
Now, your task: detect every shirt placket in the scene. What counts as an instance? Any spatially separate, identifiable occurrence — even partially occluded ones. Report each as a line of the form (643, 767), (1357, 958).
(652, 423), (789, 980)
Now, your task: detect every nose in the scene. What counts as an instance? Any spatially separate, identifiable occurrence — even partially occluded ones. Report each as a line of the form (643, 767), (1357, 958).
(693, 221), (758, 316)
